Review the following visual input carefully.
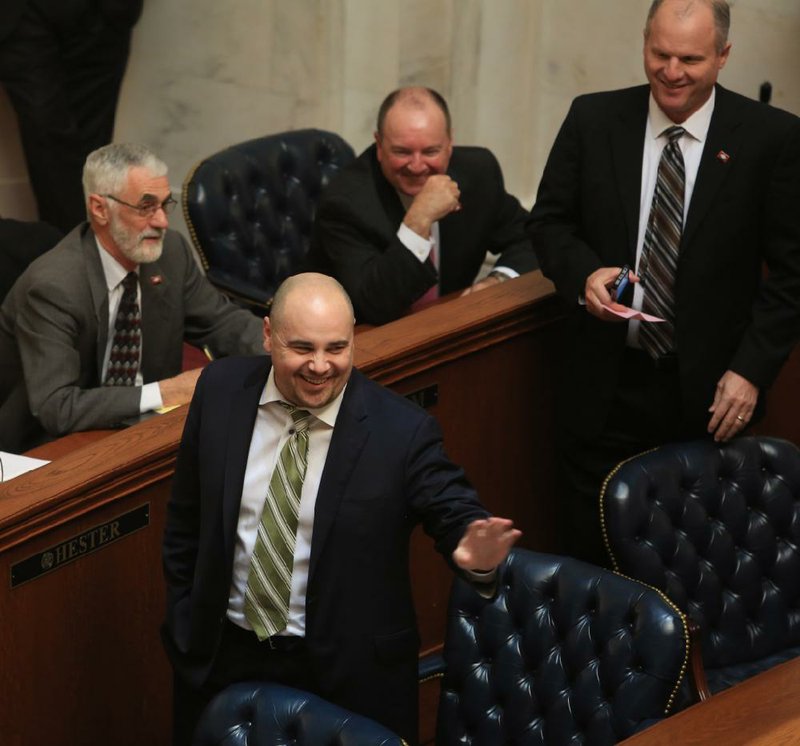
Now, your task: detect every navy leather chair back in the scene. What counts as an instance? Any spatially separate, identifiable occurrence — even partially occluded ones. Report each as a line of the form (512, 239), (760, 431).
(437, 549), (688, 745)
(193, 681), (406, 745)
(183, 129), (355, 313)
(602, 436), (800, 691)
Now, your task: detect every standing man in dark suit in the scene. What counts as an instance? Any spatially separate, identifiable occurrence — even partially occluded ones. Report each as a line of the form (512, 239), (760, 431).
(306, 87), (537, 324)
(162, 272), (521, 745)
(0, 0), (143, 232)
(0, 143), (264, 452)
(528, 0), (800, 565)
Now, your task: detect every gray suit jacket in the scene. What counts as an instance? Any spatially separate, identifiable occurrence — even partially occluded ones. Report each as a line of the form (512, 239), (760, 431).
(0, 223), (264, 451)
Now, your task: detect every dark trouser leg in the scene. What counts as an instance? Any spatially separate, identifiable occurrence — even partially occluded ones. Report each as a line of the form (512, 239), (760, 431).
(558, 349), (702, 568)
(0, 1), (138, 232)
(171, 622), (314, 746)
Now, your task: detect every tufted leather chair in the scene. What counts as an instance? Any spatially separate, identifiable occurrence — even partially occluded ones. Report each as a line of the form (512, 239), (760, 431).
(183, 130), (355, 314)
(436, 548), (689, 745)
(601, 436), (800, 699)
(192, 681), (407, 745)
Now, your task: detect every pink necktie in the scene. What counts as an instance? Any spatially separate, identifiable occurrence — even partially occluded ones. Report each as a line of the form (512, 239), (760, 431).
(411, 237), (439, 312)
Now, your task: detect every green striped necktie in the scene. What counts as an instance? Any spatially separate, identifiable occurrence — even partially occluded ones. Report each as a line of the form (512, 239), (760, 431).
(244, 403), (312, 640)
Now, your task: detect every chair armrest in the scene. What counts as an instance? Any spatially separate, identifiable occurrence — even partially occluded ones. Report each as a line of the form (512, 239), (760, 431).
(686, 618), (712, 702)
(418, 652), (446, 682)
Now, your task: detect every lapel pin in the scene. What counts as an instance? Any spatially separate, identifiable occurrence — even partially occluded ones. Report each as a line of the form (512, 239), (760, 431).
(716, 150), (731, 163)
(150, 274), (163, 285)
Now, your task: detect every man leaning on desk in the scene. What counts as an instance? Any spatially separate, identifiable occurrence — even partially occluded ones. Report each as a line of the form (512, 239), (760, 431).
(305, 86), (537, 324)
(0, 143), (263, 453)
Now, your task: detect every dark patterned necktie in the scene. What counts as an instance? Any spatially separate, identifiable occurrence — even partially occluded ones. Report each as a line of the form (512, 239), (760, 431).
(640, 125), (685, 359)
(104, 272), (141, 386)
(244, 404), (312, 640)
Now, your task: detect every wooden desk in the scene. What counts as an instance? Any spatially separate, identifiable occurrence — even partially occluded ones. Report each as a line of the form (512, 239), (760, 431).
(621, 657), (800, 745)
(24, 429), (111, 460)
(0, 271), (562, 746)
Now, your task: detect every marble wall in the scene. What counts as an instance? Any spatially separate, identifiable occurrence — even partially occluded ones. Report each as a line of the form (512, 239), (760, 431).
(1, 0), (799, 232)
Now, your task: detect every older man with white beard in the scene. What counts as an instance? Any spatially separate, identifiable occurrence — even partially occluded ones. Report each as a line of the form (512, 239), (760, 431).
(0, 143), (263, 452)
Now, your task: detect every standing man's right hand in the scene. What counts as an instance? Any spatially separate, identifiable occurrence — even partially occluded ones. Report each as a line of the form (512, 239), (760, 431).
(584, 266), (638, 321)
(403, 175), (461, 237)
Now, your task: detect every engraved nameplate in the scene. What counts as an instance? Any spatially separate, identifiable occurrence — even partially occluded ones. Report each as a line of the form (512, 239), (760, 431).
(10, 504), (150, 588)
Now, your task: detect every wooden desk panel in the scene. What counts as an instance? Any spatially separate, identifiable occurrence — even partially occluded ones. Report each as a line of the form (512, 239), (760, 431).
(0, 485), (171, 745)
(0, 408), (183, 746)
(621, 657), (800, 745)
(754, 344), (800, 446)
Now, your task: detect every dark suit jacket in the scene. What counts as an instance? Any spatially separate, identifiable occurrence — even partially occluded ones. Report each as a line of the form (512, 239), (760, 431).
(0, 217), (62, 302)
(0, 223), (263, 451)
(0, 0), (142, 39)
(0, 0), (25, 41)
(161, 358), (489, 741)
(528, 84), (800, 439)
(306, 144), (536, 324)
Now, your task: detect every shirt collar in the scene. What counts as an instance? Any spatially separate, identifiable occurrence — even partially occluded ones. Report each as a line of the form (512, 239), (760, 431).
(259, 368), (346, 428)
(95, 236), (137, 292)
(648, 87), (715, 143)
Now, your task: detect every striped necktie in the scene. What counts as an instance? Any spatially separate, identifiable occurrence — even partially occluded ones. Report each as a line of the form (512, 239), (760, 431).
(640, 125), (685, 359)
(104, 272), (141, 386)
(244, 403), (312, 640)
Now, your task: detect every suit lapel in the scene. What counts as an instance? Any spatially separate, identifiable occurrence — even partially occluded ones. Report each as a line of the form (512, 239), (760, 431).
(307, 370), (370, 583)
(439, 156), (468, 289)
(370, 146), (406, 229)
(139, 259), (172, 382)
(222, 360), (270, 557)
(82, 229), (112, 379)
(682, 86), (742, 254)
(610, 88), (650, 262)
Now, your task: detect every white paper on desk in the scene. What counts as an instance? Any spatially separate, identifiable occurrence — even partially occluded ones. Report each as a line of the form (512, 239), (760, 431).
(0, 451), (50, 482)
(603, 304), (666, 322)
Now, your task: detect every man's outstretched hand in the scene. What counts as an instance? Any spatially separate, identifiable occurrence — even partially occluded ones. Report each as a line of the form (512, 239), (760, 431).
(452, 517), (522, 571)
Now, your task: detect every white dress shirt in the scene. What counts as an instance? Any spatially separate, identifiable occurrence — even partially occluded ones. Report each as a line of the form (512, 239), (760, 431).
(627, 90), (715, 346)
(227, 369), (345, 637)
(396, 193), (517, 281)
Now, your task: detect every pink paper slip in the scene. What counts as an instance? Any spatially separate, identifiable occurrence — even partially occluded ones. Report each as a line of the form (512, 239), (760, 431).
(603, 303), (665, 322)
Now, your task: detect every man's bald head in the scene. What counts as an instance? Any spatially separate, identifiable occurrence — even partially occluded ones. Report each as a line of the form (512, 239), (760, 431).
(269, 273), (354, 329)
(376, 87), (452, 138)
(645, 0), (730, 54)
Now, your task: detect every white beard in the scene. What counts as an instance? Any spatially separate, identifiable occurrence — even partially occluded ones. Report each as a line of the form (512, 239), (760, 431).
(110, 219), (165, 264)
